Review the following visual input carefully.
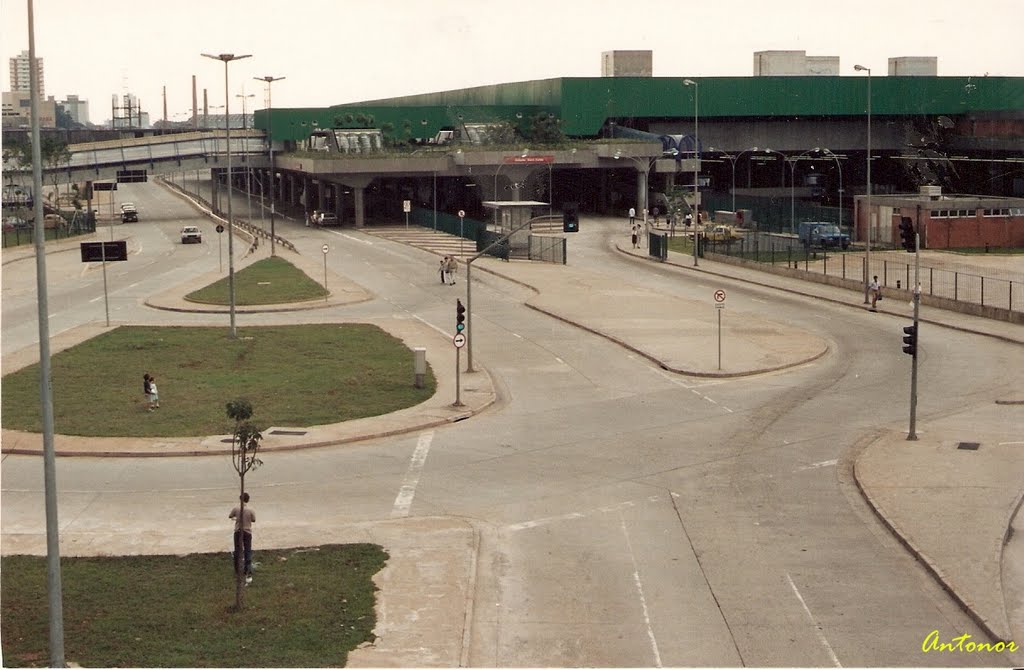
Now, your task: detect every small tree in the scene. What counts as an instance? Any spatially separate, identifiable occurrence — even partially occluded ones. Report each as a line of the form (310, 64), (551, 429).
(226, 398), (263, 610)
(528, 113), (565, 145)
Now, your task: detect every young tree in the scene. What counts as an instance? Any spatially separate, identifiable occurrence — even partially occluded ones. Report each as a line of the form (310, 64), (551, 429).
(226, 398), (263, 610)
(528, 113), (565, 145)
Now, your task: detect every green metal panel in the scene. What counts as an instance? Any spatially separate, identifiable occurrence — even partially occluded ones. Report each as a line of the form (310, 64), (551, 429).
(255, 76), (1024, 141)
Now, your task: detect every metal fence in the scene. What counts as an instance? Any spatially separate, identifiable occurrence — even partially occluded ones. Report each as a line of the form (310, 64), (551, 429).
(2, 214), (97, 248)
(702, 235), (1023, 314)
(528, 235), (566, 263)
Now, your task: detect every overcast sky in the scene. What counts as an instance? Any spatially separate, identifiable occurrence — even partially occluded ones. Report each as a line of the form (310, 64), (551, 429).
(3, 0), (1022, 125)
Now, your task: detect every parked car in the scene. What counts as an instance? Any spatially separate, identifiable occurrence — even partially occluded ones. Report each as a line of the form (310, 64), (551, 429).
(318, 212), (339, 226)
(180, 226), (203, 243)
(704, 224), (743, 243)
(798, 222), (850, 249)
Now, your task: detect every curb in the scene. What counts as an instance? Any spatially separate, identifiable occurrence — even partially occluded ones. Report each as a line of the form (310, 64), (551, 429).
(852, 447), (1015, 645)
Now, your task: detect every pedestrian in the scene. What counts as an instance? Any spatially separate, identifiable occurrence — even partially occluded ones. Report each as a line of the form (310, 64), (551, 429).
(869, 275), (881, 311)
(229, 492), (256, 585)
(148, 375), (160, 408)
(684, 212), (693, 228)
(446, 255), (458, 285)
(143, 373), (153, 411)
(439, 257), (449, 285)
(652, 207), (660, 225)
(631, 222), (640, 249)
(628, 206), (636, 228)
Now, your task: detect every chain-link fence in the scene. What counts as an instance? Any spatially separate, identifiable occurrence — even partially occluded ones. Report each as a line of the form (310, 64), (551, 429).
(2, 211), (97, 248)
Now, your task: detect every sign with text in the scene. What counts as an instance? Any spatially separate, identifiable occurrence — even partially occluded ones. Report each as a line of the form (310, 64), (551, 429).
(80, 240), (128, 262)
(504, 155), (555, 164)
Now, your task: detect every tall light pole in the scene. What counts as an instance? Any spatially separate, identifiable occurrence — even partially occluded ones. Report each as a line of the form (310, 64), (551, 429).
(855, 64), (872, 304)
(203, 52), (251, 337)
(708, 147), (736, 212)
(255, 75), (284, 256)
(818, 147), (844, 229)
(27, 1), (65, 663)
(761, 148), (790, 232)
(236, 92), (255, 230)
(493, 149), (529, 225)
(684, 79), (699, 267)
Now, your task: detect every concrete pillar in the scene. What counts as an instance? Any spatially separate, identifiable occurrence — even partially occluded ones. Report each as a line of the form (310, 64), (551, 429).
(317, 181), (326, 213)
(353, 186), (366, 228)
(637, 170), (648, 214)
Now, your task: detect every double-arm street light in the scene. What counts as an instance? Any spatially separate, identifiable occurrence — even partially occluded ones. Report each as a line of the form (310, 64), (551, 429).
(492, 149), (529, 224)
(683, 78), (699, 267)
(614, 149), (658, 226)
(854, 63), (873, 304)
(709, 146), (772, 214)
(817, 147), (844, 229)
(203, 52), (251, 338)
(255, 75), (285, 256)
(236, 92), (255, 229)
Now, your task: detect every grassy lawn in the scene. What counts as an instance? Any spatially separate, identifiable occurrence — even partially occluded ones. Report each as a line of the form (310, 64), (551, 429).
(186, 256), (328, 305)
(1, 544), (388, 667)
(0, 324), (436, 437)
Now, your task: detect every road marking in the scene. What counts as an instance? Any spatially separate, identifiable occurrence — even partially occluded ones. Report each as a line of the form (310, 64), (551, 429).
(621, 514), (662, 668)
(504, 496), (660, 532)
(797, 459), (837, 471)
(337, 232), (373, 245)
(751, 298), (767, 304)
(787, 573), (841, 667)
(390, 431), (434, 518)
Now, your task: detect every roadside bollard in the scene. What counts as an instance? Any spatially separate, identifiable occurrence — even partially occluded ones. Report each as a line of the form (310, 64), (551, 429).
(413, 347), (427, 389)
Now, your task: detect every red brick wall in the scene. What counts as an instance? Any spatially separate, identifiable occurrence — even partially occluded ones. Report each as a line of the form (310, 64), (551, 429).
(907, 209), (1024, 249)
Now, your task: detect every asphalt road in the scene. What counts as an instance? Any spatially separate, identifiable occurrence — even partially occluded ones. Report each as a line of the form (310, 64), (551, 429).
(3, 181), (1020, 666)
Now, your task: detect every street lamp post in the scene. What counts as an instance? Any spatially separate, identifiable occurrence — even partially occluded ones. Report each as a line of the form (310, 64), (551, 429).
(203, 52), (251, 338)
(684, 79), (699, 267)
(855, 63), (872, 304)
(760, 148), (790, 233)
(255, 75), (285, 256)
(492, 150), (529, 226)
(818, 147), (844, 229)
(709, 147), (737, 213)
(236, 93), (255, 231)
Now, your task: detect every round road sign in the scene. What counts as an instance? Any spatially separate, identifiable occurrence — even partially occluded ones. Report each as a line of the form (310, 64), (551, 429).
(322, 244), (329, 254)
(714, 289), (726, 303)
(458, 209), (465, 219)
(216, 224), (224, 234)
(453, 332), (467, 348)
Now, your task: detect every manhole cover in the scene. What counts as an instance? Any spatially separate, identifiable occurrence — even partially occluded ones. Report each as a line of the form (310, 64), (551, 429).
(269, 430), (307, 436)
(957, 442), (980, 450)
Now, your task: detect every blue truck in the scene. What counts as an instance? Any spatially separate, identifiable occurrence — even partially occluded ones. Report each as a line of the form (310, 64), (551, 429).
(798, 222), (850, 250)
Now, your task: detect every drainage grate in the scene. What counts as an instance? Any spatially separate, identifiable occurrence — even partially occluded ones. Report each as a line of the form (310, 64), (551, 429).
(957, 442), (980, 450)
(269, 429), (308, 436)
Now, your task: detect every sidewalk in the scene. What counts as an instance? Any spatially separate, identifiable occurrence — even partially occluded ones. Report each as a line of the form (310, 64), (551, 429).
(3, 225), (1022, 662)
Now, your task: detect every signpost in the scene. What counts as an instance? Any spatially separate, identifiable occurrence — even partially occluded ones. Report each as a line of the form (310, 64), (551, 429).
(403, 199), (411, 229)
(457, 209), (465, 256)
(80, 241), (128, 326)
(322, 244), (329, 299)
(713, 289), (726, 370)
(216, 224), (225, 272)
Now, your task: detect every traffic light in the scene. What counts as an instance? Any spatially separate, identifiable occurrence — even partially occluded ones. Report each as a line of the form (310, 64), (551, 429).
(899, 216), (916, 253)
(902, 324), (917, 357)
(563, 202), (579, 233)
(456, 299), (466, 332)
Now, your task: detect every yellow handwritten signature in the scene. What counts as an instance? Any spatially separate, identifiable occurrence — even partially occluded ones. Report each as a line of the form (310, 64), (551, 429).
(922, 630), (1018, 653)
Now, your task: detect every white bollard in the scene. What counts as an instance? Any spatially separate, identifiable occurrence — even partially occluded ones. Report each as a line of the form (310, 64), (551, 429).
(413, 347), (427, 389)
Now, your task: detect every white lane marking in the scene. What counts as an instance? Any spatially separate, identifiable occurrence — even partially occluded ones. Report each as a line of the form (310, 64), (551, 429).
(512, 332), (523, 339)
(998, 441), (1024, 446)
(89, 296), (102, 303)
(413, 314), (452, 339)
(751, 298), (767, 304)
(390, 431), (434, 518)
(338, 232), (373, 245)
(787, 573), (841, 667)
(504, 496), (661, 532)
(796, 459), (837, 472)
(621, 514), (662, 668)
(554, 356), (564, 364)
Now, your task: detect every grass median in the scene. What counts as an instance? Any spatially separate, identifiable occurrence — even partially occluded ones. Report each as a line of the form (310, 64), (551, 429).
(186, 256), (329, 305)
(1, 324), (437, 437)
(1, 544), (388, 667)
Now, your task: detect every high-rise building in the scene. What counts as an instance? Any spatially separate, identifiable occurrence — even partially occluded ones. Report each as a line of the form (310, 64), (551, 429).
(61, 94), (90, 125)
(9, 49), (44, 99)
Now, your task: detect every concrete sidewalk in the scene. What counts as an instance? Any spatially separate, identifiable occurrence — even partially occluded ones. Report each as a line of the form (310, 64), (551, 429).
(3, 226), (1022, 663)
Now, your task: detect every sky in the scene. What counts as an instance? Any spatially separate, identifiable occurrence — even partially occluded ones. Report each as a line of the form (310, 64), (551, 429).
(2, 0), (1023, 125)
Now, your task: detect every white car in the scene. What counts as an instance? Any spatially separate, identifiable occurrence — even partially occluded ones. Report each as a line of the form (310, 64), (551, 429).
(120, 202), (136, 212)
(180, 226), (202, 244)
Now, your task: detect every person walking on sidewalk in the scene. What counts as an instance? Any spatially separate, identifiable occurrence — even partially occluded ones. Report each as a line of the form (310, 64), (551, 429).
(439, 257), (449, 285)
(229, 492), (256, 585)
(628, 206), (636, 229)
(869, 275), (881, 311)
(446, 255), (458, 285)
(631, 222), (640, 249)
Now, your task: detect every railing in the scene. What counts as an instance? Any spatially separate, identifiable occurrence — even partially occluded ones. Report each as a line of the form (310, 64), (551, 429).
(700, 234), (1022, 315)
(2, 215), (97, 248)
